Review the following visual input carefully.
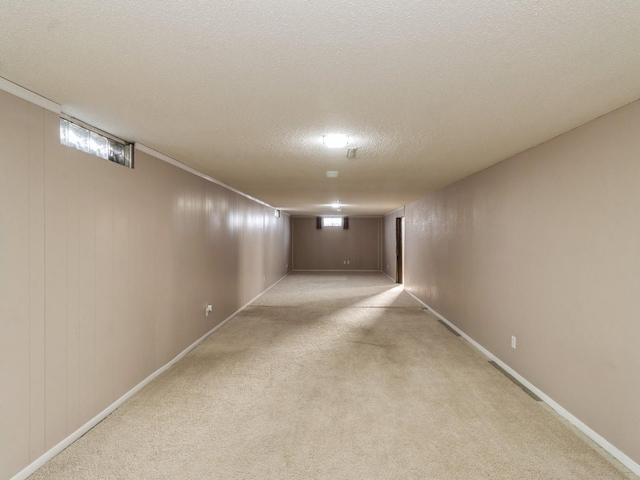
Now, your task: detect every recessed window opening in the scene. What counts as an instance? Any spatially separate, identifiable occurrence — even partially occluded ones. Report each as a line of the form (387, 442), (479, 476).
(322, 217), (343, 227)
(60, 118), (133, 168)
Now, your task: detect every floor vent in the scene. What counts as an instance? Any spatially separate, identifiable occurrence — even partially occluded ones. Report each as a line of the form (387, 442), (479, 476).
(437, 319), (461, 336)
(489, 361), (541, 401)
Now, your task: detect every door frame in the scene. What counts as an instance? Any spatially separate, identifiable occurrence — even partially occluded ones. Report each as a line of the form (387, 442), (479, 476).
(395, 217), (404, 283)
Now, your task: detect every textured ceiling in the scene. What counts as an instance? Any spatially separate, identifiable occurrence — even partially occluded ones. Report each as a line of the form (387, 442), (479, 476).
(1, 1), (640, 215)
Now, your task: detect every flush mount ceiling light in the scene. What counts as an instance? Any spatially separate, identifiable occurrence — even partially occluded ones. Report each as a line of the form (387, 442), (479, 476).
(326, 170), (339, 178)
(323, 134), (349, 148)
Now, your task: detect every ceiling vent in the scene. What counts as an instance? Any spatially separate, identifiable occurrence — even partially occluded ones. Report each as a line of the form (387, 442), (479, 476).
(346, 148), (357, 158)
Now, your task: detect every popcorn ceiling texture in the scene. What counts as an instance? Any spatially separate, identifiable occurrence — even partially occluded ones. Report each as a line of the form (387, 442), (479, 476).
(1, 1), (640, 214)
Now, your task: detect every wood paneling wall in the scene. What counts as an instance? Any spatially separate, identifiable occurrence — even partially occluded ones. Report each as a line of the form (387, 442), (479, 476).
(404, 98), (640, 467)
(0, 89), (292, 479)
(292, 217), (380, 270)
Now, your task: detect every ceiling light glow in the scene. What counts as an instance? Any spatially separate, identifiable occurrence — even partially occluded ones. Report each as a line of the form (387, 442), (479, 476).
(323, 134), (349, 148)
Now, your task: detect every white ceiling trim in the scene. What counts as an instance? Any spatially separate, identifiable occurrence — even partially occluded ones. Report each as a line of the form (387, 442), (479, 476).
(135, 143), (275, 210)
(383, 207), (405, 218)
(0, 76), (61, 113)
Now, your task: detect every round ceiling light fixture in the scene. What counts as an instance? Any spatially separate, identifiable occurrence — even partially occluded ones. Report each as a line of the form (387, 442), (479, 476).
(323, 134), (349, 148)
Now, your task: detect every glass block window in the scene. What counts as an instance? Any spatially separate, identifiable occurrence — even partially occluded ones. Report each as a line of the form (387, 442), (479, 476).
(60, 118), (133, 168)
(322, 217), (343, 227)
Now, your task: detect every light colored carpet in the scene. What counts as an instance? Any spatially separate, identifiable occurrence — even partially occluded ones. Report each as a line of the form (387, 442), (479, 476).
(29, 272), (636, 479)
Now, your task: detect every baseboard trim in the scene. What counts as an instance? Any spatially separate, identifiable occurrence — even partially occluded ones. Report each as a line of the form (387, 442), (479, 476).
(10, 272), (290, 480)
(404, 289), (640, 476)
(382, 271), (396, 283)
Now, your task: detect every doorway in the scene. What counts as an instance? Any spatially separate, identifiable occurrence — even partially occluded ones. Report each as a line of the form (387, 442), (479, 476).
(395, 217), (404, 284)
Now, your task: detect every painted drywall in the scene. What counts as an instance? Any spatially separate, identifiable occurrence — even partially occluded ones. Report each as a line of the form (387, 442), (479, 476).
(404, 99), (640, 466)
(292, 217), (380, 271)
(0, 89), (291, 480)
(382, 207), (404, 281)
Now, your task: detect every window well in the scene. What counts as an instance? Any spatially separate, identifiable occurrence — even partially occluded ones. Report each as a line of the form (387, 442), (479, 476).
(60, 118), (133, 168)
(322, 217), (343, 227)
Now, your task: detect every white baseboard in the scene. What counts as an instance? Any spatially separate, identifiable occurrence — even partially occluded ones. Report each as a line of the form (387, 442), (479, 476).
(382, 271), (396, 283)
(404, 289), (640, 477)
(10, 272), (290, 480)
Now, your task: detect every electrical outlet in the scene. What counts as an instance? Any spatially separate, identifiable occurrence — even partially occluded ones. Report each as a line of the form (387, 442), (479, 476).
(511, 336), (517, 349)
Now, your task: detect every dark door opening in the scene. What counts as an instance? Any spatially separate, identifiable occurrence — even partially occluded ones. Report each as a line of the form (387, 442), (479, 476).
(395, 217), (404, 284)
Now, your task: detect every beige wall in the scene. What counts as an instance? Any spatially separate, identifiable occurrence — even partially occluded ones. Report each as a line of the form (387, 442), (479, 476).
(0, 89), (291, 479)
(292, 217), (380, 270)
(404, 99), (640, 465)
(382, 207), (404, 281)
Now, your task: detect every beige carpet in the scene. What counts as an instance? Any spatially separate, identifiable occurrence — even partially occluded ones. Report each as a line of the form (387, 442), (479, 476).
(30, 272), (636, 479)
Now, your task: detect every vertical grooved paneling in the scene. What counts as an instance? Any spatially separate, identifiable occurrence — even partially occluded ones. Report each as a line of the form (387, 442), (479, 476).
(0, 91), (31, 479)
(94, 161), (115, 411)
(137, 157), (156, 379)
(153, 161), (167, 368)
(176, 170), (188, 353)
(77, 150), (96, 425)
(284, 214), (292, 272)
(66, 148), (81, 435)
(0, 97), (292, 478)
(44, 109), (68, 450)
(213, 184), (235, 322)
(205, 183), (214, 322)
(240, 196), (248, 302)
(29, 105), (46, 461)
(154, 161), (173, 367)
(113, 164), (133, 394)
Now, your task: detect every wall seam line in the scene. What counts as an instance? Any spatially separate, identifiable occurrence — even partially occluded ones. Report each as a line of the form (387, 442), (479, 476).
(28, 103), (32, 463)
